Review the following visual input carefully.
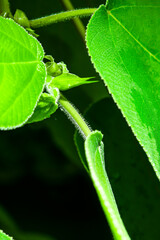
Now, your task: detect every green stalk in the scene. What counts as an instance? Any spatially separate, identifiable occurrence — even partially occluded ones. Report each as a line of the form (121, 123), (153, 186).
(59, 94), (91, 138)
(61, 0), (74, 10)
(30, 8), (96, 29)
(0, 0), (12, 17)
(60, 0), (86, 41)
(59, 95), (130, 240)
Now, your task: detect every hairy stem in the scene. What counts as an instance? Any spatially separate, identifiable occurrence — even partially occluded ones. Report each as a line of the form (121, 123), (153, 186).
(0, 0), (12, 17)
(60, 0), (86, 41)
(59, 94), (91, 138)
(30, 8), (96, 29)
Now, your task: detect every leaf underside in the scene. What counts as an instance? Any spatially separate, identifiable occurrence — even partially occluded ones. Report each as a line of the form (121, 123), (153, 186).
(27, 89), (59, 124)
(86, 2), (160, 179)
(0, 17), (46, 130)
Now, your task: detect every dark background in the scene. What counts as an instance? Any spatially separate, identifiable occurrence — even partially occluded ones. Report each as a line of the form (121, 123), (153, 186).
(1, 1), (160, 240)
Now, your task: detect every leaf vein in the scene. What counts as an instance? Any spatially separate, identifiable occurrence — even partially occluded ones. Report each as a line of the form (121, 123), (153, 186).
(108, 10), (160, 63)
(0, 65), (38, 120)
(0, 61), (40, 65)
(110, 5), (160, 12)
(0, 22), (36, 59)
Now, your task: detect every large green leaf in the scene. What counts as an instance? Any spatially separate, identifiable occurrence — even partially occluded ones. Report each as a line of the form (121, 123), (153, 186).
(0, 17), (46, 130)
(86, 2), (160, 179)
(0, 230), (13, 240)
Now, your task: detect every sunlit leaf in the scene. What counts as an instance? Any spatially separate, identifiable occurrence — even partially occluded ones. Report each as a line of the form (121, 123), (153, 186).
(86, 2), (160, 179)
(0, 17), (46, 129)
(0, 230), (13, 240)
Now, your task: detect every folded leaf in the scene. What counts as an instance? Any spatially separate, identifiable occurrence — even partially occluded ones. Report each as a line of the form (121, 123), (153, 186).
(47, 73), (96, 91)
(27, 89), (59, 124)
(0, 17), (46, 130)
(85, 130), (130, 240)
(76, 97), (160, 239)
(45, 56), (68, 78)
(86, 3), (160, 179)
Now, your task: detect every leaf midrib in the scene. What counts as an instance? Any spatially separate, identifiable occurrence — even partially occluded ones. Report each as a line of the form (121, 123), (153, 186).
(0, 61), (40, 65)
(0, 20), (36, 59)
(0, 64), (43, 121)
(110, 5), (160, 12)
(107, 9), (160, 63)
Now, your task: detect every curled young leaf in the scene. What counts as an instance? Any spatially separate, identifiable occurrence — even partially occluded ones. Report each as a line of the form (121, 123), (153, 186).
(45, 56), (68, 78)
(85, 130), (130, 240)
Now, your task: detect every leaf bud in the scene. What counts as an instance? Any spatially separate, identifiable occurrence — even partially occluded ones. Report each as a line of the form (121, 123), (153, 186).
(14, 9), (30, 28)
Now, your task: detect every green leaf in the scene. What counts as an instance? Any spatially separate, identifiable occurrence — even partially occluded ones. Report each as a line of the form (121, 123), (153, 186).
(0, 17), (46, 130)
(47, 73), (96, 91)
(86, 3), (160, 179)
(0, 230), (13, 240)
(27, 89), (59, 124)
(85, 130), (130, 240)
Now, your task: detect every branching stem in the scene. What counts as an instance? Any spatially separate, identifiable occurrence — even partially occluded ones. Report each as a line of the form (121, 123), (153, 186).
(30, 8), (96, 29)
(60, 0), (86, 41)
(59, 94), (91, 138)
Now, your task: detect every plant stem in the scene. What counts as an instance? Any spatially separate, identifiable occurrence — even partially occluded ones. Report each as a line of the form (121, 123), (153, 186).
(30, 8), (96, 29)
(0, 0), (12, 17)
(61, 0), (74, 10)
(60, 0), (86, 41)
(59, 94), (91, 138)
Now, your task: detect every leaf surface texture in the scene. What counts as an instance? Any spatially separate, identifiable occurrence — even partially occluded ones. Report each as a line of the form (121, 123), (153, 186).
(0, 17), (46, 129)
(86, 2), (160, 179)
